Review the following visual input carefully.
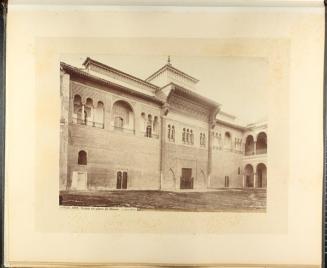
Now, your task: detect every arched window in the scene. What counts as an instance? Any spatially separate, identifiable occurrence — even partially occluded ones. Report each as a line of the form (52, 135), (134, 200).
(182, 128), (186, 143)
(186, 129), (190, 144)
(200, 133), (206, 147)
(256, 132), (267, 154)
(73, 95), (82, 124)
(245, 135), (255, 155)
(168, 124), (171, 140)
(78, 150), (87, 165)
(146, 115), (152, 137)
(85, 98), (93, 126)
(190, 130), (194, 145)
(140, 112), (146, 132)
(112, 100), (134, 132)
(224, 132), (232, 150)
(94, 101), (104, 128)
(73, 95), (82, 111)
(146, 125), (152, 138)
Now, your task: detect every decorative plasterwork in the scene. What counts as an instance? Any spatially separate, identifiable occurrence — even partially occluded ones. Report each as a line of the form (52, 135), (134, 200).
(169, 93), (210, 122)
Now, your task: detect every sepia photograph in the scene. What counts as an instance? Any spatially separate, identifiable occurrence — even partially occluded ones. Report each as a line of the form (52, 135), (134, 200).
(5, 2), (324, 266)
(59, 54), (268, 212)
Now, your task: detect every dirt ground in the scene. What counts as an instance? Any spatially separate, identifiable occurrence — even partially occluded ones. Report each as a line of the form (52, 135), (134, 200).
(59, 189), (266, 212)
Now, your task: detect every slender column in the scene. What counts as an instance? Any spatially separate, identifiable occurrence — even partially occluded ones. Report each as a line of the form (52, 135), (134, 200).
(253, 173), (256, 188)
(81, 104), (85, 123)
(91, 107), (94, 126)
(254, 141), (257, 155)
(242, 174), (245, 188)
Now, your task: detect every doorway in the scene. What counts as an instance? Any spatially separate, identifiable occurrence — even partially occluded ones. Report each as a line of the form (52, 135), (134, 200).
(180, 168), (193, 189)
(116, 171), (128, 189)
(71, 171), (87, 190)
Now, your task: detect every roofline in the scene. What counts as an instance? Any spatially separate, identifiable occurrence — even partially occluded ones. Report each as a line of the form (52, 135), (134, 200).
(82, 57), (159, 91)
(245, 121), (268, 129)
(167, 82), (220, 109)
(219, 110), (236, 120)
(146, 64), (199, 83)
(61, 62), (164, 106)
(216, 118), (246, 131)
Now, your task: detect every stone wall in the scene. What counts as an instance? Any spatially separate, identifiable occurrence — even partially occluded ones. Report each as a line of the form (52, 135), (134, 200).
(210, 123), (244, 188)
(65, 78), (162, 190)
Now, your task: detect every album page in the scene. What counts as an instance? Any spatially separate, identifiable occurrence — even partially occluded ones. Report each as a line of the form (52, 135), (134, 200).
(5, 1), (325, 267)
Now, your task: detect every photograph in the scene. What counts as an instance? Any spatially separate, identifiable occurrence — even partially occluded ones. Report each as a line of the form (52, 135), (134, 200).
(59, 54), (268, 212)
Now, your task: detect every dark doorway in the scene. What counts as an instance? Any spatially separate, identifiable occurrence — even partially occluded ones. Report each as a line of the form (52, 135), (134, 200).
(116, 171), (128, 189)
(122, 172), (128, 189)
(246, 175), (253, 187)
(257, 169), (263, 188)
(180, 168), (193, 189)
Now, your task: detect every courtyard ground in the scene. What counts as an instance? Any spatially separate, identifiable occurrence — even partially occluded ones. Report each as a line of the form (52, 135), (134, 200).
(59, 189), (266, 212)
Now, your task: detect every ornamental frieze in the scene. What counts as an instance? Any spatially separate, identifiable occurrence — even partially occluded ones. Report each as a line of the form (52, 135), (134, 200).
(169, 94), (210, 122)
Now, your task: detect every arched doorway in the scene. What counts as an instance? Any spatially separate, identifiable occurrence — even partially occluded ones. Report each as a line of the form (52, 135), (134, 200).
(244, 164), (254, 188)
(245, 135), (255, 155)
(256, 132), (267, 154)
(256, 163), (267, 188)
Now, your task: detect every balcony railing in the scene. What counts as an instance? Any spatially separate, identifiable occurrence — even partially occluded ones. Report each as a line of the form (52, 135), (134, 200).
(256, 148), (267, 155)
(113, 126), (135, 134)
(72, 118), (104, 129)
(140, 131), (159, 139)
(244, 149), (267, 156)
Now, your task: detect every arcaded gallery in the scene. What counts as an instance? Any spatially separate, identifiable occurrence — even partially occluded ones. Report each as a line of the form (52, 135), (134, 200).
(59, 57), (267, 191)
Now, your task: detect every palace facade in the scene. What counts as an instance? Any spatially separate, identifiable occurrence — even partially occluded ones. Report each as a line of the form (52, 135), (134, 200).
(59, 57), (267, 191)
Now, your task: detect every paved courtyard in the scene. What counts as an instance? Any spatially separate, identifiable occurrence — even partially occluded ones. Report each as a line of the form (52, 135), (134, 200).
(59, 189), (266, 212)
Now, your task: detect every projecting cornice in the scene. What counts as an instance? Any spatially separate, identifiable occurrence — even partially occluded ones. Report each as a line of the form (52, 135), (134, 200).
(83, 57), (159, 92)
(166, 83), (220, 110)
(61, 62), (164, 106)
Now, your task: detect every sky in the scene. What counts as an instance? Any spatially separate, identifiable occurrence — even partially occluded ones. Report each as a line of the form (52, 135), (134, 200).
(62, 54), (268, 124)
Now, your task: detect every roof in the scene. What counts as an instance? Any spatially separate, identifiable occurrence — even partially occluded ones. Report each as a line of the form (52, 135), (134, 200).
(146, 63), (199, 84)
(83, 57), (159, 91)
(62, 58), (222, 113)
(60, 62), (164, 105)
(167, 82), (220, 110)
(216, 118), (246, 131)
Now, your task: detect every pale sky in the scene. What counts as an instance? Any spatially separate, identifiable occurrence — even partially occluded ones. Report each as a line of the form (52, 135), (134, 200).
(62, 54), (268, 124)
